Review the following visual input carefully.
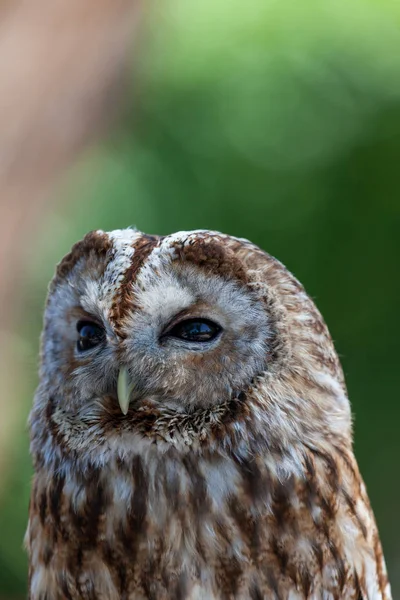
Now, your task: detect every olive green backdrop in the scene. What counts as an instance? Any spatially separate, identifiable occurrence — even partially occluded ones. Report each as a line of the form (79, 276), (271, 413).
(1, 0), (399, 595)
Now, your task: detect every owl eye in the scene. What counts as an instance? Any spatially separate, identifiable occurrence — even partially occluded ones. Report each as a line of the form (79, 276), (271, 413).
(167, 318), (222, 342)
(76, 321), (105, 352)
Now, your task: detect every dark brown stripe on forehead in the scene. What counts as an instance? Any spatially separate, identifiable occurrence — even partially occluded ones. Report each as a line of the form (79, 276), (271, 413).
(110, 234), (160, 328)
(171, 235), (249, 285)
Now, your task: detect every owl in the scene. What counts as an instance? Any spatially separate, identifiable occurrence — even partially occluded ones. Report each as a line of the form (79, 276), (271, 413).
(26, 228), (391, 600)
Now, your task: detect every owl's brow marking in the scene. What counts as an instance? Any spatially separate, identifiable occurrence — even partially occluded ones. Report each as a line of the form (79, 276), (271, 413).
(109, 233), (160, 329)
(169, 234), (249, 285)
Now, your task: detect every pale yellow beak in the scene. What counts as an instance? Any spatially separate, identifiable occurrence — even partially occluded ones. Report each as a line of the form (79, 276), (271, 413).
(117, 367), (135, 415)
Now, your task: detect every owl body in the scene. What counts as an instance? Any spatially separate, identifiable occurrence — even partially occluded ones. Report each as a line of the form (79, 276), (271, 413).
(27, 229), (391, 599)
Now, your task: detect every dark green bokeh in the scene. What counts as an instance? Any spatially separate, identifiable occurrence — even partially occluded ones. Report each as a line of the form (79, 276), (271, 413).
(1, 0), (399, 594)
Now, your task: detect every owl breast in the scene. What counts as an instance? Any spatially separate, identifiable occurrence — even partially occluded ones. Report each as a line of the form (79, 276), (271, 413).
(28, 431), (385, 599)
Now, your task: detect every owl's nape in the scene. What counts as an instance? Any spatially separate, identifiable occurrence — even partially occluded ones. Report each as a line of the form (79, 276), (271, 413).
(26, 229), (391, 600)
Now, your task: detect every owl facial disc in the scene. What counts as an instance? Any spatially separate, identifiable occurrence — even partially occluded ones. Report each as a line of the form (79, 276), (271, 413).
(117, 367), (135, 415)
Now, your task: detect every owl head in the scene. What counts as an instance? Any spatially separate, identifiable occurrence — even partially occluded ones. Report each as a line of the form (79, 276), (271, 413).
(31, 229), (351, 467)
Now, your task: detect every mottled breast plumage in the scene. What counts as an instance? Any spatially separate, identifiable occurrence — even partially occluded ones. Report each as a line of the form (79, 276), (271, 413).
(26, 228), (391, 599)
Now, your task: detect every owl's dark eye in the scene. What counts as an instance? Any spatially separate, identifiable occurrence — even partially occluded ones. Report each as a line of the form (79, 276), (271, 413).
(167, 318), (222, 342)
(76, 321), (105, 352)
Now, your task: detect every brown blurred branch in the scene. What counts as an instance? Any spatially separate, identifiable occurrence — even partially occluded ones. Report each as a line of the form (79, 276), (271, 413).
(0, 0), (142, 492)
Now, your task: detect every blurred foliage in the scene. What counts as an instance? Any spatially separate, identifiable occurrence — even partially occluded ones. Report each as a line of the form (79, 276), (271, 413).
(1, 0), (400, 594)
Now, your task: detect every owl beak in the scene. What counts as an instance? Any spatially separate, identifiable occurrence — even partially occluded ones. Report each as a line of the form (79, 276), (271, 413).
(117, 367), (135, 415)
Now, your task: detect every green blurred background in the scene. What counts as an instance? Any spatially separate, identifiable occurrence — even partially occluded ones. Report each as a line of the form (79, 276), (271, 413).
(1, 0), (399, 595)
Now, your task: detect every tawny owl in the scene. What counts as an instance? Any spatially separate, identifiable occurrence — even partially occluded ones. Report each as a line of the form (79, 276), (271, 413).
(26, 228), (391, 599)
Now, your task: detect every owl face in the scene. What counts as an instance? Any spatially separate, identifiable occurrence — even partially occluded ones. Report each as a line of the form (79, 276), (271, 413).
(34, 228), (350, 464)
(40, 230), (270, 425)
